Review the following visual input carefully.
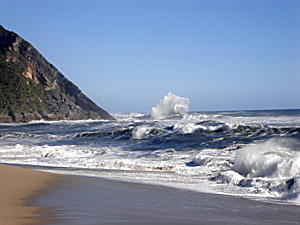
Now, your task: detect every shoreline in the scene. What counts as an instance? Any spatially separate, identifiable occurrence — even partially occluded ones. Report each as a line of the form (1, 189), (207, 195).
(33, 174), (300, 225)
(1, 163), (300, 224)
(0, 164), (60, 225)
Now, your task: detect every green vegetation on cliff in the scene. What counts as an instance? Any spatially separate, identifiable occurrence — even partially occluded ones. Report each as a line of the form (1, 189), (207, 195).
(0, 56), (46, 114)
(0, 24), (114, 122)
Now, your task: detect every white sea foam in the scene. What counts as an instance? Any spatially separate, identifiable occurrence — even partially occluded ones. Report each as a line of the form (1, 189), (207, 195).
(233, 138), (300, 178)
(0, 110), (299, 205)
(132, 125), (151, 139)
(150, 92), (189, 119)
(173, 122), (225, 134)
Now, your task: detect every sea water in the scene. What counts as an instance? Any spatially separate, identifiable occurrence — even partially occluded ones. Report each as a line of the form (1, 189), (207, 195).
(0, 93), (299, 205)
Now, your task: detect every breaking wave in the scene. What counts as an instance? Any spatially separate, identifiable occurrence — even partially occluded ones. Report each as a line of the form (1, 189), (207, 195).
(233, 138), (300, 178)
(150, 92), (189, 119)
(211, 138), (300, 202)
(0, 109), (299, 205)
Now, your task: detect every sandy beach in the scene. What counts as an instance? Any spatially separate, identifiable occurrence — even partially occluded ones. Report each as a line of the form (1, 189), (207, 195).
(1, 164), (300, 225)
(33, 175), (300, 225)
(0, 164), (59, 225)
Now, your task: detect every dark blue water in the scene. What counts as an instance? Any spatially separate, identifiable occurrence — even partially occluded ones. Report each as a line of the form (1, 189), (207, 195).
(0, 109), (300, 204)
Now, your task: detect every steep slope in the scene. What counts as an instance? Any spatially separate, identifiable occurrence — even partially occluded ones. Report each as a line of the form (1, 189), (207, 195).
(0, 25), (114, 122)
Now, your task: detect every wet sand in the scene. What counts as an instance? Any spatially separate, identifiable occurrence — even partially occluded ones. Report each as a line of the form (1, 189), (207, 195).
(1, 164), (299, 224)
(33, 174), (300, 225)
(0, 164), (59, 225)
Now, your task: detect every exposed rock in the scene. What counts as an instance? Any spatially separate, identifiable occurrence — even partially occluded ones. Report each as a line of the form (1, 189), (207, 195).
(0, 113), (12, 123)
(8, 111), (23, 123)
(42, 113), (58, 121)
(0, 25), (114, 122)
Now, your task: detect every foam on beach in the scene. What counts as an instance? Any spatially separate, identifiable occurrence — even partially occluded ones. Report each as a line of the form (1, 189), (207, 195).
(0, 106), (299, 205)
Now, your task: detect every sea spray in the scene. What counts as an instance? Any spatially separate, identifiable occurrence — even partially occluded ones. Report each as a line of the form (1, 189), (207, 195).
(233, 138), (300, 178)
(150, 92), (189, 119)
(0, 109), (299, 204)
(132, 125), (151, 139)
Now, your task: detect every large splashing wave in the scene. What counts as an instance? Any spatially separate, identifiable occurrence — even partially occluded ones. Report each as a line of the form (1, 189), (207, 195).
(150, 92), (189, 119)
(0, 109), (299, 205)
(211, 138), (300, 202)
(233, 138), (300, 178)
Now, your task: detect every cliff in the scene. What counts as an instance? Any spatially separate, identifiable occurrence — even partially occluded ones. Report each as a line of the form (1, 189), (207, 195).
(0, 25), (114, 122)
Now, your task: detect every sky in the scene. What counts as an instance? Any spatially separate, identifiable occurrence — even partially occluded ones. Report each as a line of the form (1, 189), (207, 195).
(1, 0), (299, 113)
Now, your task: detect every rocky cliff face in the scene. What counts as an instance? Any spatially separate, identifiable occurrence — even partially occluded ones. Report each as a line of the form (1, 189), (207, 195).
(0, 25), (114, 122)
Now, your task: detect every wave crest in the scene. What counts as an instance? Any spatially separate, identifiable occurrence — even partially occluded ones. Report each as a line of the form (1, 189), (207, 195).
(150, 92), (189, 119)
(233, 138), (300, 178)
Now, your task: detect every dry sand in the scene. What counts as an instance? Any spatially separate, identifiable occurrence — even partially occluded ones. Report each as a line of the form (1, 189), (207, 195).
(0, 164), (59, 225)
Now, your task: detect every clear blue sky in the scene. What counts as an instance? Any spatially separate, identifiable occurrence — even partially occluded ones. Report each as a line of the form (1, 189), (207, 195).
(1, 0), (299, 113)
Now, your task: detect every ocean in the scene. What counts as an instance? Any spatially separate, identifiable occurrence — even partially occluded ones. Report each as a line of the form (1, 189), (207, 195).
(1, 93), (299, 205)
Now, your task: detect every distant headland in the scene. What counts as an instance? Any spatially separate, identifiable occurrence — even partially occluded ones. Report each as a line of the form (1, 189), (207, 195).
(0, 25), (114, 122)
